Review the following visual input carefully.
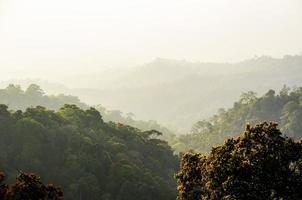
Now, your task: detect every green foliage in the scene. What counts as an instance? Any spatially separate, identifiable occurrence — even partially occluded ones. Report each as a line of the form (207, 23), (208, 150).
(0, 84), (175, 143)
(174, 86), (302, 153)
(0, 104), (178, 200)
(176, 122), (302, 200)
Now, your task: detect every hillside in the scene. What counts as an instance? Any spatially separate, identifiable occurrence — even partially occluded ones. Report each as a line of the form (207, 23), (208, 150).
(3, 55), (301, 133)
(0, 84), (175, 141)
(172, 86), (302, 153)
(68, 55), (302, 132)
(0, 104), (178, 200)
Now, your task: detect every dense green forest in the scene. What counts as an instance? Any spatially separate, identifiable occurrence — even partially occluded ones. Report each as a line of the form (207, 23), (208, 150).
(0, 84), (175, 142)
(172, 86), (302, 153)
(3, 83), (302, 155)
(2, 83), (302, 199)
(0, 104), (178, 199)
(176, 122), (302, 199)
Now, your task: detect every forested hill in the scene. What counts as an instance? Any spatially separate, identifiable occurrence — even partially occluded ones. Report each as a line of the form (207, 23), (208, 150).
(62, 55), (302, 132)
(0, 84), (175, 141)
(4, 55), (302, 133)
(0, 104), (178, 200)
(172, 86), (302, 153)
(0, 84), (88, 110)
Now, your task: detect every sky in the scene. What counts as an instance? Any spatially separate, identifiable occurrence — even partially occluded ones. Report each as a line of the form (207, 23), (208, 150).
(0, 0), (301, 83)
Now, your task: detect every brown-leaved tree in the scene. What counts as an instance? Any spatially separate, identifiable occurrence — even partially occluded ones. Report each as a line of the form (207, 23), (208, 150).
(0, 171), (63, 200)
(176, 122), (302, 200)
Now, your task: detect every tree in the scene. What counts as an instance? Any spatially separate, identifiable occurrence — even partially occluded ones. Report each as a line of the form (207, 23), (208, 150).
(239, 91), (257, 104)
(142, 129), (163, 139)
(176, 122), (302, 200)
(25, 84), (44, 97)
(0, 171), (63, 199)
(5, 84), (23, 96)
(280, 84), (290, 97)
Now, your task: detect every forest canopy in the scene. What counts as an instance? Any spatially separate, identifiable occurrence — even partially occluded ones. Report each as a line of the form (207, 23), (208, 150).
(172, 86), (302, 153)
(2, 83), (302, 199)
(0, 104), (178, 200)
(0, 84), (175, 142)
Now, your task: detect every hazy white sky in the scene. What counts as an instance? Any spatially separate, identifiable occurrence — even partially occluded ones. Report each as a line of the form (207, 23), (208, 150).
(0, 0), (301, 82)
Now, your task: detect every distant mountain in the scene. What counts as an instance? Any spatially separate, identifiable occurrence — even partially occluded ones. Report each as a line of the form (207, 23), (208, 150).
(2, 55), (302, 133)
(68, 55), (302, 133)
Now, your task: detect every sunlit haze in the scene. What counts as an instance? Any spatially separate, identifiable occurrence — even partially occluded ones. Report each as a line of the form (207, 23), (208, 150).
(1, 2), (302, 197)
(0, 0), (301, 86)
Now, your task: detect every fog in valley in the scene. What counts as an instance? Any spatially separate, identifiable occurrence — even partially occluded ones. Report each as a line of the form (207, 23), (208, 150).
(1, 56), (302, 133)
(0, 1), (302, 199)
(1, 0), (302, 133)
